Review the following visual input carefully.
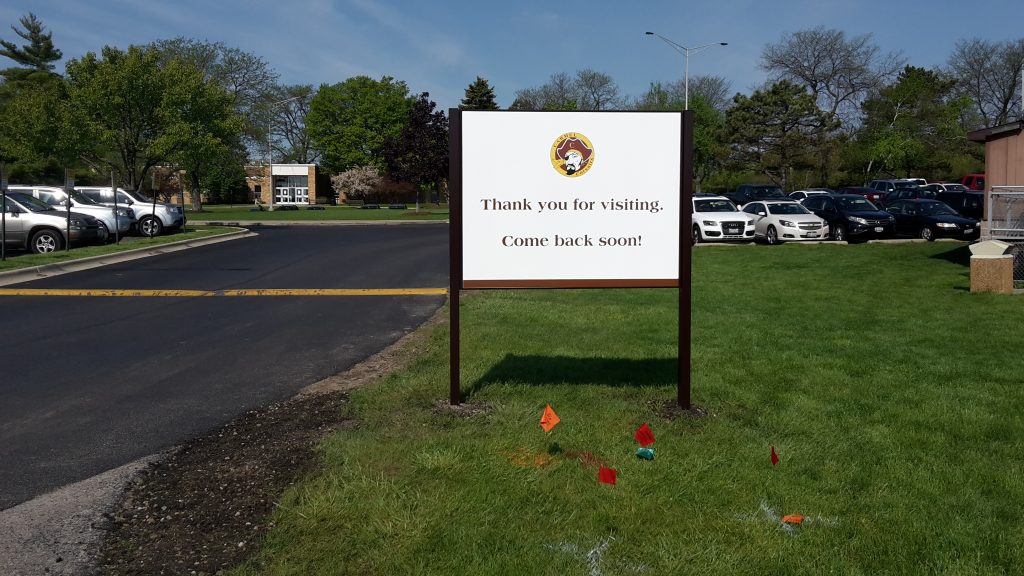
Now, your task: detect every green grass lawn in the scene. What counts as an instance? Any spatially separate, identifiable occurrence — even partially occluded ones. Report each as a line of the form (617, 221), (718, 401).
(0, 226), (236, 272)
(236, 241), (1024, 575)
(188, 204), (449, 221)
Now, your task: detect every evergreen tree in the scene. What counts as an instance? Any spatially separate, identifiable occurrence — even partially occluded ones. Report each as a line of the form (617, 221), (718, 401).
(0, 13), (63, 89)
(459, 76), (499, 110)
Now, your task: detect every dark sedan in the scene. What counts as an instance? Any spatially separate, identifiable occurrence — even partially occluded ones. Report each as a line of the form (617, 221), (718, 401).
(836, 186), (885, 205)
(802, 194), (895, 242)
(886, 199), (980, 241)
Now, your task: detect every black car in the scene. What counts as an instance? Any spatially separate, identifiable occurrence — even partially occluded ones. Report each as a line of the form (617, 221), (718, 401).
(836, 186), (885, 206)
(724, 183), (786, 207)
(934, 190), (984, 220)
(880, 187), (938, 208)
(885, 199), (980, 241)
(802, 194), (895, 242)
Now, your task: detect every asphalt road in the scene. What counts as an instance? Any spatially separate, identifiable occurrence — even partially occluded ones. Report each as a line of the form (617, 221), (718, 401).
(0, 224), (449, 510)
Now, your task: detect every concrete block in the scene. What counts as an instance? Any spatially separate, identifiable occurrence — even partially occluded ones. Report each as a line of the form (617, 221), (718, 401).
(970, 255), (1014, 294)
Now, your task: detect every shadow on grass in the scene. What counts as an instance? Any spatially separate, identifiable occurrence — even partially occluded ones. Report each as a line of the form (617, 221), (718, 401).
(465, 354), (678, 399)
(929, 244), (972, 267)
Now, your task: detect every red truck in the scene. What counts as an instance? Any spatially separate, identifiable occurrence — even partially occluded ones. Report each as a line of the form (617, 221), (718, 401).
(961, 173), (985, 191)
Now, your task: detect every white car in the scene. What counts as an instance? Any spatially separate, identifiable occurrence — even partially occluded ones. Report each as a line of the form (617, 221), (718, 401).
(741, 200), (830, 244)
(789, 189), (832, 202)
(691, 195), (755, 243)
(76, 186), (185, 236)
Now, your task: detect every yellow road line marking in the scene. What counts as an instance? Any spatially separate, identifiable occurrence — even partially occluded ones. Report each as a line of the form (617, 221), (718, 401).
(0, 288), (448, 297)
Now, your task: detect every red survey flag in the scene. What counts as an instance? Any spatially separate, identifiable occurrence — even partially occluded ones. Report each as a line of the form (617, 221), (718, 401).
(771, 445), (780, 466)
(598, 466), (617, 485)
(634, 423), (656, 447)
(540, 404), (560, 433)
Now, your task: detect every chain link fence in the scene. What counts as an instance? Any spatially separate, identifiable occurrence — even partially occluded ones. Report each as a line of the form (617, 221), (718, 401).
(986, 187), (1024, 287)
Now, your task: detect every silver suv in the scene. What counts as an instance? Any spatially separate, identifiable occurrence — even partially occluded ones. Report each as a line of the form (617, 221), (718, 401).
(8, 185), (135, 241)
(75, 186), (185, 236)
(2, 191), (103, 252)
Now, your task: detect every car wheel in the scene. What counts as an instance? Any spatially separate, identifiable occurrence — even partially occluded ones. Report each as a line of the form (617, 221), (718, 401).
(766, 225), (780, 245)
(920, 227), (935, 242)
(97, 221), (110, 243)
(832, 225), (847, 242)
(139, 216), (163, 237)
(30, 229), (63, 253)
(692, 225), (703, 245)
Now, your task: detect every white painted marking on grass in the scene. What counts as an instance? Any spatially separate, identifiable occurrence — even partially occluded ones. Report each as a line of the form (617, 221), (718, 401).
(734, 500), (840, 536)
(545, 536), (647, 575)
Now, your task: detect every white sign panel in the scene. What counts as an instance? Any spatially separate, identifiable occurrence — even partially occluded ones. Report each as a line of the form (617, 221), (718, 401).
(461, 111), (681, 288)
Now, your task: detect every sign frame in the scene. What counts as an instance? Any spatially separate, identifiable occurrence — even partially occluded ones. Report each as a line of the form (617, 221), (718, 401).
(448, 109), (694, 408)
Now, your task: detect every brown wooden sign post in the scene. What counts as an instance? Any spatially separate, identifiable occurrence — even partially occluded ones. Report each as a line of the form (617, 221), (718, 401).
(448, 109), (694, 408)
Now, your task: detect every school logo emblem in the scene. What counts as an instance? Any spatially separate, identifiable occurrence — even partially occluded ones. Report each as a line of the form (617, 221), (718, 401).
(550, 132), (594, 177)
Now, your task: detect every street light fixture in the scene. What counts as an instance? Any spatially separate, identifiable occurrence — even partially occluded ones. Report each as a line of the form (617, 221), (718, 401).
(266, 95), (302, 211)
(645, 31), (727, 111)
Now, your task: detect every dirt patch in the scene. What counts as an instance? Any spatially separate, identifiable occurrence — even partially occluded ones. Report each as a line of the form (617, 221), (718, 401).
(432, 399), (491, 418)
(504, 448), (554, 469)
(651, 399), (710, 422)
(97, 303), (450, 574)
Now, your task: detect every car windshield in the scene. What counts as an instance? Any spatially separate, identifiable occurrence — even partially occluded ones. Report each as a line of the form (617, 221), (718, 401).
(836, 196), (877, 211)
(944, 184), (968, 192)
(768, 203), (810, 215)
(753, 186), (785, 197)
(71, 191), (100, 205)
(919, 202), (957, 216)
(694, 199), (737, 212)
(6, 191), (57, 212)
(894, 182), (918, 190)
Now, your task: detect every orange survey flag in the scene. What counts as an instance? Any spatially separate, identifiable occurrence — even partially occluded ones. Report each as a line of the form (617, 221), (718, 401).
(781, 514), (804, 525)
(540, 404), (560, 432)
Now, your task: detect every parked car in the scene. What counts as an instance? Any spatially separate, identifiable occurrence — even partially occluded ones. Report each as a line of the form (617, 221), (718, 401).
(788, 189), (832, 202)
(885, 199), (980, 241)
(869, 178), (927, 194)
(801, 194), (895, 242)
(880, 187), (940, 207)
(8, 185), (135, 241)
(836, 186), (886, 205)
(934, 189), (985, 220)
(922, 183), (970, 194)
(75, 186), (185, 236)
(741, 200), (829, 244)
(961, 173), (985, 191)
(724, 183), (786, 207)
(691, 194), (756, 243)
(1, 191), (103, 253)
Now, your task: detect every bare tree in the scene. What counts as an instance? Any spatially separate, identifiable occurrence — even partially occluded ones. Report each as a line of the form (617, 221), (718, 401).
(947, 38), (1024, 129)
(574, 68), (620, 110)
(268, 84), (318, 164)
(761, 27), (904, 125)
(510, 69), (621, 110)
(662, 75), (732, 111)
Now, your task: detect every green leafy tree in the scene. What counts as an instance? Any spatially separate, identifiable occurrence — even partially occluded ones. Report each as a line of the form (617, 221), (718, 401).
(65, 45), (244, 195)
(460, 76), (499, 110)
(633, 83), (724, 191)
(857, 66), (971, 180)
(307, 76), (412, 173)
(723, 80), (840, 190)
(382, 92), (448, 210)
(151, 38), (279, 153)
(0, 80), (86, 181)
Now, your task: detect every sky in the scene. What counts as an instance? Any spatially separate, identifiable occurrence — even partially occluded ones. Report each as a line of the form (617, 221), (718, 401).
(2, 0), (1022, 111)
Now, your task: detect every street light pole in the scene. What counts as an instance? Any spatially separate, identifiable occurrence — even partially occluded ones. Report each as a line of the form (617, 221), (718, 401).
(645, 32), (727, 110)
(266, 95), (302, 212)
